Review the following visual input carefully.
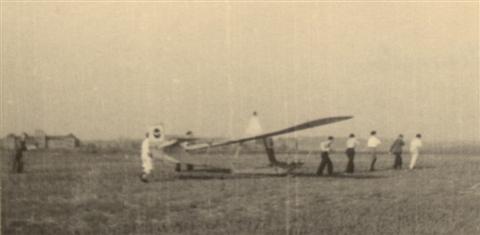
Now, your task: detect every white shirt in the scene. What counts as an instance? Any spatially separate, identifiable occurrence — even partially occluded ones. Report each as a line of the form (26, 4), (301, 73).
(320, 140), (332, 152)
(367, 136), (381, 148)
(410, 138), (423, 152)
(346, 138), (359, 149)
(245, 115), (263, 136)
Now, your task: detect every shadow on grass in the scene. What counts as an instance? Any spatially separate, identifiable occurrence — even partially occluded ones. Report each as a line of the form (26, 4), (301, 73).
(144, 164), (426, 182)
(150, 170), (389, 182)
(363, 165), (436, 173)
(409, 165), (436, 170)
(173, 172), (287, 181)
(291, 172), (388, 179)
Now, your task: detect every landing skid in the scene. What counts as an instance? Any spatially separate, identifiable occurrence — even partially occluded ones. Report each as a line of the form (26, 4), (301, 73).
(231, 162), (304, 176)
(173, 162), (302, 176)
(232, 166), (290, 175)
(173, 140), (304, 175)
(175, 163), (195, 172)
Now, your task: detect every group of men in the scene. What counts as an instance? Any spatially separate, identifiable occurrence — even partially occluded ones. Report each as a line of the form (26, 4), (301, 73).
(316, 131), (423, 176)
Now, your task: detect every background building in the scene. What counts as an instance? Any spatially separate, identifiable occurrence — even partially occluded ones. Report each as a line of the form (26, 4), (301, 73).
(1, 130), (80, 150)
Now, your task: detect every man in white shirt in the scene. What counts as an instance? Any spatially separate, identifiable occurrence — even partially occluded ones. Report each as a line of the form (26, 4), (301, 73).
(367, 131), (381, 171)
(409, 134), (423, 170)
(345, 133), (360, 173)
(317, 136), (334, 176)
(245, 111), (263, 137)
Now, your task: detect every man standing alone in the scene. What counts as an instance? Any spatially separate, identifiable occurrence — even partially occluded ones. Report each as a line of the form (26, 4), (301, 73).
(345, 134), (359, 173)
(390, 134), (405, 169)
(367, 131), (381, 171)
(12, 133), (27, 173)
(409, 134), (423, 170)
(317, 136), (334, 176)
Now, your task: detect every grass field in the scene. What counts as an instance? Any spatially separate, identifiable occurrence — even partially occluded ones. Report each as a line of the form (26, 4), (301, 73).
(1, 150), (480, 235)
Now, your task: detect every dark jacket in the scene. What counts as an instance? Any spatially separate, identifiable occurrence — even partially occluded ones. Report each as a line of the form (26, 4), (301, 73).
(16, 139), (27, 152)
(390, 139), (405, 154)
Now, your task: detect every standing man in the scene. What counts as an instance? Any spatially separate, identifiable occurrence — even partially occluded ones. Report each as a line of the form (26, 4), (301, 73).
(345, 133), (359, 173)
(317, 136), (334, 176)
(367, 131), (381, 171)
(409, 134), (423, 170)
(390, 134), (405, 169)
(12, 133), (27, 173)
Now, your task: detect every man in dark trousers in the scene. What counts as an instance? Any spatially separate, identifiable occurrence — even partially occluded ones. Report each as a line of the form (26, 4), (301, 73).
(13, 133), (27, 173)
(263, 137), (278, 166)
(390, 134), (405, 169)
(317, 136), (334, 176)
(345, 133), (359, 173)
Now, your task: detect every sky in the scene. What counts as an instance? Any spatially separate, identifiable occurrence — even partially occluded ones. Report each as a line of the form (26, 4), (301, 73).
(1, 2), (479, 142)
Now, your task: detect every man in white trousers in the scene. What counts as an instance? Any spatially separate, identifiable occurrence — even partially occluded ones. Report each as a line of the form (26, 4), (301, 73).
(367, 131), (381, 171)
(140, 124), (178, 183)
(409, 134), (423, 170)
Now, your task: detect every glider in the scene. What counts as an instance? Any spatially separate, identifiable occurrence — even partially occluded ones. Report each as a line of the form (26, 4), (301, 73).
(148, 115), (353, 175)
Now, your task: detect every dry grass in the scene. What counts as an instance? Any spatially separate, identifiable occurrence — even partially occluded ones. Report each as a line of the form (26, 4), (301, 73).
(1, 150), (480, 235)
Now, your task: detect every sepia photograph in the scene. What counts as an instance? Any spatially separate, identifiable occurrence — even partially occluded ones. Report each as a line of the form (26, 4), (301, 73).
(1, 1), (479, 234)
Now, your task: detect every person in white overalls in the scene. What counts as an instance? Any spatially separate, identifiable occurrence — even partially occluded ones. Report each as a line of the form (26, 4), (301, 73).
(140, 124), (178, 183)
